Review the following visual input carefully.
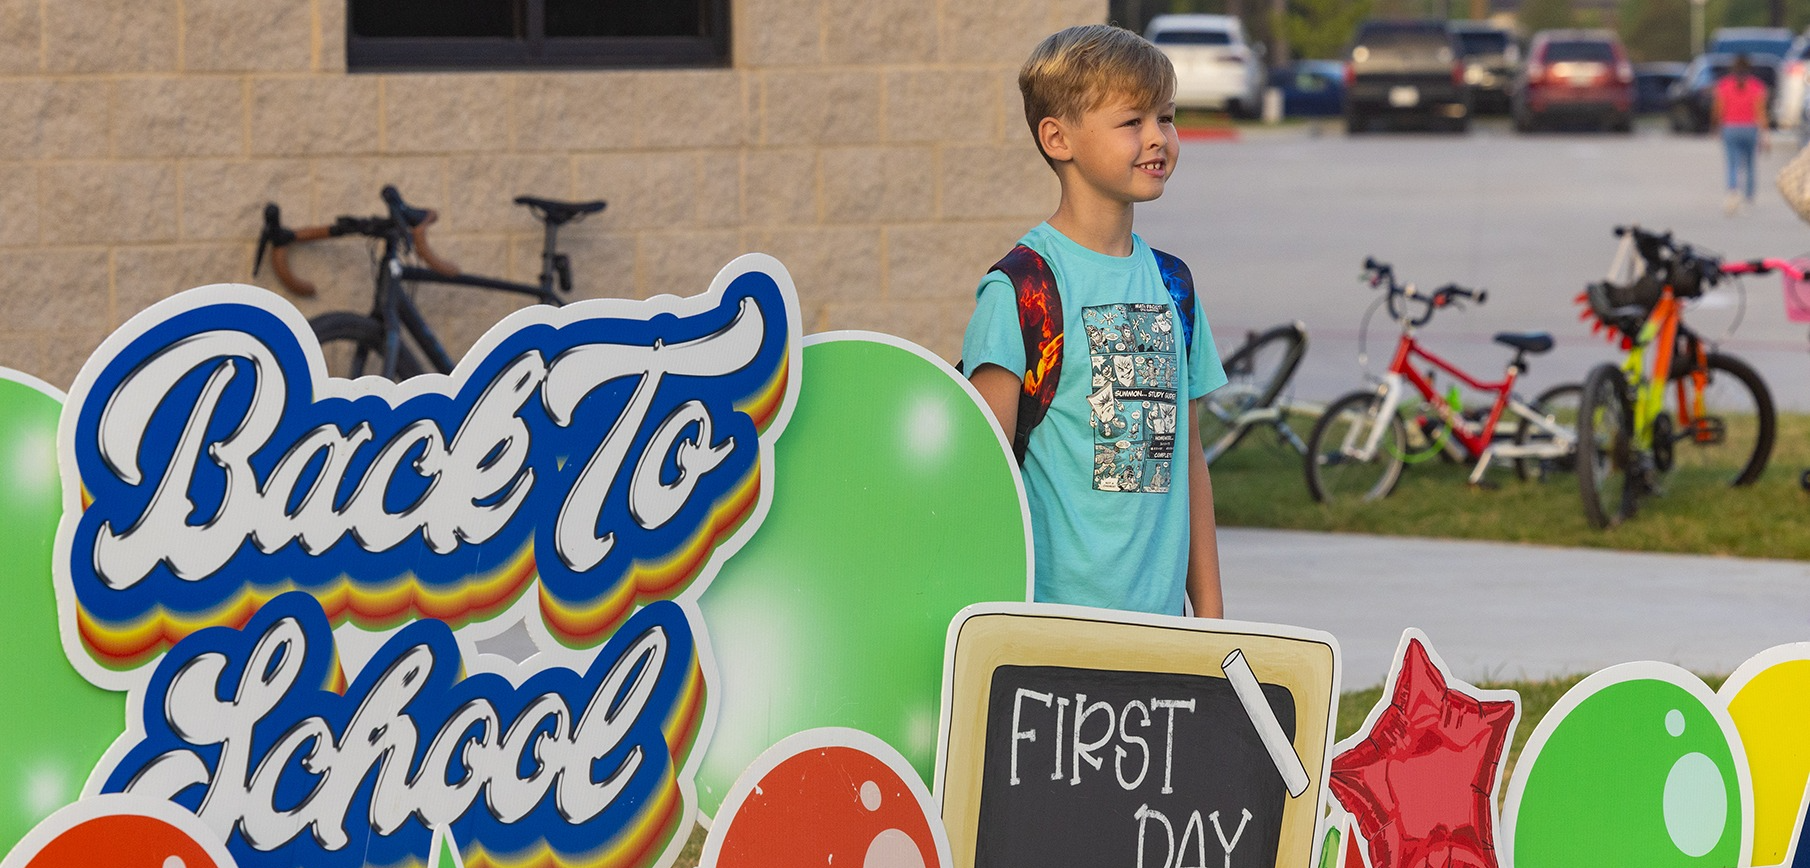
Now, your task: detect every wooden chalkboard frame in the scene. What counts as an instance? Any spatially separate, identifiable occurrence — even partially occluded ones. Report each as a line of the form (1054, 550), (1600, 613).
(935, 603), (1341, 868)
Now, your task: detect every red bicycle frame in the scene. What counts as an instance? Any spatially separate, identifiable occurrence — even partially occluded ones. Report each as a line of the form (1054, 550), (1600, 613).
(1384, 331), (1521, 459)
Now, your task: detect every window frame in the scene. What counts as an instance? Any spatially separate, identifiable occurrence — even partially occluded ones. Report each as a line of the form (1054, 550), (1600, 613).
(346, 0), (732, 72)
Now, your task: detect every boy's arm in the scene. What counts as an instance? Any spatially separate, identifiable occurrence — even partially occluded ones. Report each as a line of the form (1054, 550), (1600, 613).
(1186, 396), (1224, 618)
(969, 363), (1021, 444)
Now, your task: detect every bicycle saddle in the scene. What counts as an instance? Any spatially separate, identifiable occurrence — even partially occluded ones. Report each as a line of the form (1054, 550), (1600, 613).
(1492, 332), (1554, 354)
(514, 196), (607, 226)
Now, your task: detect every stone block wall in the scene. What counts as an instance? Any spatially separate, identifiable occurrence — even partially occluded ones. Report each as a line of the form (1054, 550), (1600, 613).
(0, 0), (1105, 387)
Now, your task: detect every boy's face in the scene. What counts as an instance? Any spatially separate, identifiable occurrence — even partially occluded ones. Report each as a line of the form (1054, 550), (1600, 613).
(1047, 94), (1178, 206)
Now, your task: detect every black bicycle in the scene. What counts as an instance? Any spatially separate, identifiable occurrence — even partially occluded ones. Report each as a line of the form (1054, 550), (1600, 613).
(1198, 321), (1311, 464)
(254, 185), (605, 380)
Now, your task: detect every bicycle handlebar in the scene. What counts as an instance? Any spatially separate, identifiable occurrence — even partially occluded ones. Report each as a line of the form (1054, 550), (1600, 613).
(1611, 224), (1725, 290)
(253, 190), (460, 297)
(1720, 257), (1807, 280)
(1362, 258), (1486, 327)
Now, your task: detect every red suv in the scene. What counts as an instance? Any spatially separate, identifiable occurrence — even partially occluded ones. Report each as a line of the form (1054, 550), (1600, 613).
(1513, 29), (1635, 132)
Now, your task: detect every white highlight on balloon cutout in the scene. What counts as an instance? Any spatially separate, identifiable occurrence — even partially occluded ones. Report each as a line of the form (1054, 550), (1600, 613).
(1222, 648), (1310, 798)
(856, 777), (925, 868)
(1660, 709), (1730, 859)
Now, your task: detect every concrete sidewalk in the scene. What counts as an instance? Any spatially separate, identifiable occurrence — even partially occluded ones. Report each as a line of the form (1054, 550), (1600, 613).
(1220, 527), (1810, 688)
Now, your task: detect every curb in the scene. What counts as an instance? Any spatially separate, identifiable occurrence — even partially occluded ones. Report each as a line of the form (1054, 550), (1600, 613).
(1178, 126), (1240, 142)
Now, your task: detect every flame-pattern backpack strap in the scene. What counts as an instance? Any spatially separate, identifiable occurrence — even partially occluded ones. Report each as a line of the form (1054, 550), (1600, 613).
(1151, 247), (1196, 359)
(989, 244), (1063, 463)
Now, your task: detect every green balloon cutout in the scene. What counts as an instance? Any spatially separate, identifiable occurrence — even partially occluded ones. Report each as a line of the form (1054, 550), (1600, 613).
(1507, 672), (1746, 868)
(0, 373), (127, 854)
(695, 336), (1029, 817)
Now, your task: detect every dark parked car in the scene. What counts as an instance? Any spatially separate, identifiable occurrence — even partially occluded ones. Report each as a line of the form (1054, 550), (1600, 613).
(1450, 20), (1520, 113)
(1512, 29), (1635, 132)
(1634, 61), (1687, 114)
(1668, 53), (1780, 133)
(1343, 19), (1470, 133)
(1271, 60), (1346, 117)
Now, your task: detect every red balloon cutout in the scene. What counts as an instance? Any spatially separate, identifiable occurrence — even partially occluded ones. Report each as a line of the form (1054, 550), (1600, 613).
(22, 813), (221, 868)
(715, 743), (942, 868)
(1328, 636), (1517, 868)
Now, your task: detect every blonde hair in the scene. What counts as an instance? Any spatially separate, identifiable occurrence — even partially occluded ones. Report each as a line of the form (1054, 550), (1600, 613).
(1019, 25), (1176, 143)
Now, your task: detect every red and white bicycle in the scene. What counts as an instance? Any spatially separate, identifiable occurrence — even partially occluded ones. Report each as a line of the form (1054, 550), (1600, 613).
(1305, 258), (1581, 503)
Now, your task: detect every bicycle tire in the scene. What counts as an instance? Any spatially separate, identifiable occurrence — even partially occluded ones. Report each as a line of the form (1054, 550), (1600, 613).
(1667, 352), (1774, 488)
(310, 311), (427, 381)
(1305, 390), (1407, 504)
(1514, 382), (1582, 482)
(1200, 323), (1307, 463)
(1576, 364), (1635, 529)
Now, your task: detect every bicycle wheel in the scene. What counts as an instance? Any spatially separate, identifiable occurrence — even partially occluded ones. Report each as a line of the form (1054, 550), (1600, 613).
(1385, 396), (1459, 465)
(1305, 390), (1407, 504)
(1666, 352), (1775, 487)
(1576, 364), (1635, 529)
(1514, 382), (1582, 481)
(1200, 323), (1307, 463)
(310, 311), (425, 381)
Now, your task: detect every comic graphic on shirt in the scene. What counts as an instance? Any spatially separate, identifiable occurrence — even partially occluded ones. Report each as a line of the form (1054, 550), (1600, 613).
(1083, 302), (1179, 493)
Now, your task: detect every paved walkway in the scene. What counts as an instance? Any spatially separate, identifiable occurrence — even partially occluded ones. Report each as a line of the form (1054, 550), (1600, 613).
(1220, 527), (1810, 688)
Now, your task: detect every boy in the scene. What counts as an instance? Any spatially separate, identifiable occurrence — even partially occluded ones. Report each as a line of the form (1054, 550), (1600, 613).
(963, 24), (1227, 618)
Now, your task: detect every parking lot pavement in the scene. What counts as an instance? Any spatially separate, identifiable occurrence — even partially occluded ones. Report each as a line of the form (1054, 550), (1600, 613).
(1142, 118), (1810, 410)
(1220, 526), (1810, 688)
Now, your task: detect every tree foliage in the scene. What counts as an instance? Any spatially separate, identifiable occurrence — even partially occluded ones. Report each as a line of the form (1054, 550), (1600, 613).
(1517, 0), (1575, 33)
(1283, 0), (1371, 59)
(1619, 0), (1693, 61)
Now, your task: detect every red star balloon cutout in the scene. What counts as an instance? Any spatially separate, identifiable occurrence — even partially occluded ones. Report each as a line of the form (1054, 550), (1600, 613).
(1329, 630), (1519, 868)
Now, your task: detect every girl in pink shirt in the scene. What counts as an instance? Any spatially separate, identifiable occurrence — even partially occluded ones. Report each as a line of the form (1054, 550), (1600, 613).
(1714, 54), (1769, 213)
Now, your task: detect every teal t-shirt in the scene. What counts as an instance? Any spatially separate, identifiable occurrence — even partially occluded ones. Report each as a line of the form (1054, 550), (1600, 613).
(962, 224), (1227, 615)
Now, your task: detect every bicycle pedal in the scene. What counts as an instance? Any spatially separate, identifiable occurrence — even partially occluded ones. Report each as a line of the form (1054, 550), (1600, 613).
(1693, 418), (1727, 445)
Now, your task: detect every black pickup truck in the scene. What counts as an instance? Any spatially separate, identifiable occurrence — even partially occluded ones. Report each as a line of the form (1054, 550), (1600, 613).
(1345, 19), (1472, 133)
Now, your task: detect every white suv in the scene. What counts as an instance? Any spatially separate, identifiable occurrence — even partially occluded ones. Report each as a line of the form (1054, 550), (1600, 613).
(1144, 14), (1265, 117)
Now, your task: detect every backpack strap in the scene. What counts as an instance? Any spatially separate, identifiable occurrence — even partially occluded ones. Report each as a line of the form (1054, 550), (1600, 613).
(989, 244), (1063, 463)
(1151, 247), (1197, 355)
(984, 245), (1193, 464)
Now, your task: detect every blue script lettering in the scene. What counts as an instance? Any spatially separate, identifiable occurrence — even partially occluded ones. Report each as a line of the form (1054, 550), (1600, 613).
(100, 591), (704, 868)
(58, 262), (798, 671)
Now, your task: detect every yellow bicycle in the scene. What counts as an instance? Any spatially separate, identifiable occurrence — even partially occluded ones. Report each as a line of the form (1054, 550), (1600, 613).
(1574, 226), (1775, 528)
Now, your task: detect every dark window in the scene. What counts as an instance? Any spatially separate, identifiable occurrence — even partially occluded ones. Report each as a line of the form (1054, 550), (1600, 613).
(1456, 31), (1508, 57)
(1708, 38), (1793, 59)
(1354, 24), (1451, 55)
(1704, 64), (1778, 88)
(1152, 30), (1232, 46)
(1541, 41), (1616, 64)
(349, 0), (729, 71)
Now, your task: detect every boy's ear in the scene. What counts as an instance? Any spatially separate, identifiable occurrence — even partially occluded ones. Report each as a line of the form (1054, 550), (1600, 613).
(1037, 116), (1072, 163)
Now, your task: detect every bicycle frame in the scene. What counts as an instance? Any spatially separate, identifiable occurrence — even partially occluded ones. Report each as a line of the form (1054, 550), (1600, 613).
(261, 187), (591, 381)
(367, 233), (566, 379)
(1341, 325), (1572, 484)
(1616, 290), (1710, 451)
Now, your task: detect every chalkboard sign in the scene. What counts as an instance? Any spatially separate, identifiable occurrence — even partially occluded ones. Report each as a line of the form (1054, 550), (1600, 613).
(938, 605), (1339, 868)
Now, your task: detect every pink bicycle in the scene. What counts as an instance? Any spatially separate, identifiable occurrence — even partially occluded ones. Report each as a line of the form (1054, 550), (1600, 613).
(1718, 254), (1810, 490)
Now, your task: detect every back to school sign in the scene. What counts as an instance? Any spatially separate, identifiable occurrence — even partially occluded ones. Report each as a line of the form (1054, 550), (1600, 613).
(10, 247), (1788, 868)
(43, 258), (800, 868)
(6, 253), (1050, 868)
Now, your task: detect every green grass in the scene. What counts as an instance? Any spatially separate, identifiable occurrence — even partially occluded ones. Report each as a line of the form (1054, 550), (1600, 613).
(1210, 411), (1810, 559)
